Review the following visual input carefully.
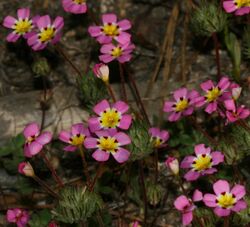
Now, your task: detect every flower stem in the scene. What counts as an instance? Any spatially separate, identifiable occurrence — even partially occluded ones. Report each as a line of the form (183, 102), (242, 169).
(79, 145), (92, 188)
(154, 149), (159, 184)
(106, 83), (116, 103)
(223, 216), (229, 227)
(90, 162), (105, 192)
(118, 62), (127, 102)
(212, 32), (221, 78)
(55, 44), (82, 78)
(40, 150), (64, 188)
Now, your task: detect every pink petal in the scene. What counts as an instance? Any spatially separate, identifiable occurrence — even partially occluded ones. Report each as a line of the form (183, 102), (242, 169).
(213, 180), (230, 195)
(27, 34), (38, 46)
(24, 145), (32, 158)
(200, 80), (214, 91)
(102, 14), (117, 24)
(168, 112), (181, 122)
(235, 7), (250, 15)
(6, 210), (16, 222)
(182, 211), (193, 226)
(173, 88), (187, 101)
(180, 156), (195, 169)
(214, 207), (231, 217)
(23, 122), (40, 138)
(31, 42), (47, 51)
(59, 131), (71, 143)
(203, 193), (217, 207)
(218, 77), (230, 90)
(93, 99), (110, 115)
(211, 151), (224, 165)
(17, 8), (30, 19)
(28, 141), (43, 156)
(112, 148), (130, 163)
(3, 16), (16, 28)
(184, 170), (200, 181)
(36, 132), (52, 145)
(183, 107), (193, 116)
(193, 189), (203, 202)
(6, 32), (20, 42)
(205, 102), (217, 114)
(64, 145), (77, 152)
(195, 96), (206, 107)
(224, 99), (236, 111)
(51, 33), (62, 44)
(114, 132), (131, 145)
(37, 15), (51, 29)
(88, 117), (101, 132)
(163, 101), (175, 112)
(115, 32), (131, 44)
(113, 101), (129, 114)
(202, 168), (217, 175)
(117, 54), (132, 63)
(223, 1), (237, 13)
(99, 54), (114, 63)
(232, 200), (247, 212)
(231, 185), (246, 200)
(174, 195), (190, 211)
(117, 19), (131, 30)
(53, 16), (64, 30)
(100, 43), (115, 53)
(160, 130), (169, 141)
(92, 149), (110, 162)
(194, 144), (210, 155)
(97, 35), (113, 44)
(88, 26), (102, 37)
(71, 123), (84, 135)
(187, 90), (200, 101)
(119, 114), (132, 130)
(84, 137), (98, 149)
(95, 130), (111, 138)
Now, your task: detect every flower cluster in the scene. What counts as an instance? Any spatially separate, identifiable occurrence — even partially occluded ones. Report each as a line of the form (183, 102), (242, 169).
(163, 77), (250, 123)
(6, 208), (30, 227)
(88, 13), (135, 63)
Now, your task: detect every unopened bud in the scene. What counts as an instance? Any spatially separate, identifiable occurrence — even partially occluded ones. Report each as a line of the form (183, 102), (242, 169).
(232, 87), (242, 100)
(93, 63), (109, 83)
(18, 162), (35, 177)
(165, 157), (179, 175)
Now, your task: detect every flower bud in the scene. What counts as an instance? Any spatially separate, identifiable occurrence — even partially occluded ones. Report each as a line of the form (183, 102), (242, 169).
(48, 221), (58, 227)
(18, 162), (35, 177)
(165, 157), (179, 175)
(93, 63), (109, 83)
(232, 87), (242, 100)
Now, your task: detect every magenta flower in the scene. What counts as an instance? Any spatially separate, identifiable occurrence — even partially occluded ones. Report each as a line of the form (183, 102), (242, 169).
(174, 190), (203, 226)
(3, 8), (38, 42)
(23, 122), (52, 158)
(165, 156), (179, 175)
(99, 42), (135, 63)
(88, 99), (132, 132)
(224, 99), (250, 123)
(223, 0), (250, 15)
(163, 88), (200, 122)
(93, 63), (109, 83)
(180, 144), (224, 181)
(88, 13), (131, 44)
(149, 127), (169, 148)
(59, 123), (90, 151)
(196, 77), (231, 114)
(203, 180), (247, 217)
(62, 0), (87, 14)
(84, 129), (131, 163)
(27, 15), (64, 51)
(6, 208), (30, 227)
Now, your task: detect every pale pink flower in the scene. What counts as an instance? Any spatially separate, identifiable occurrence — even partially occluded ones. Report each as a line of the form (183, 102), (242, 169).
(149, 127), (169, 148)
(93, 63), (109, 83)
(203, 180), (247, 217)
(165, 156), (179, 175)
(6, 208), (30, 227)
(62, 0), (87, 14)
(18, 162), (35, 177)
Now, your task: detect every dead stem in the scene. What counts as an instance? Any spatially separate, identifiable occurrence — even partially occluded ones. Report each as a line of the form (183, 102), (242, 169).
(212, 33), (221, 78)
(118, 62), (127, 102)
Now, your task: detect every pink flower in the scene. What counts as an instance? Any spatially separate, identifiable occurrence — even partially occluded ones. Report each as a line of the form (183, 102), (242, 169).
(59, 123), (90, 152)
(163, 88), (200, 122)
(3, 8), (38, 42)
(6, 208), (30, 227)
(149, 127), (169, 148)
(224, 99), (250, 123)
(174, 190), (203, 226)
(62, 0), (87, 14)
(88, 13), (131, 44)
(99, 42), (135, 63)
(84, 129), (131, 163)
(203, 180), (247, 217)
(223, 0), (250, 15)
(196, 77), (231, 114)
(23, 122), (52, 157)
(88, 99), (132, 132)
(93, 63), (109, 83)
(180, 144), (224, 181)
(165, 156), (179, 175)
(18, 162), (35, 177)
(130, 221), (141, 227)
(48, 221), (58, 227)
(27, 15), (64, 51)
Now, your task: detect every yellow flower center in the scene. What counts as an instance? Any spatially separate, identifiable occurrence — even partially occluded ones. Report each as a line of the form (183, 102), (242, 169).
(98, 136), (119, 153)
(13, 19), (33, 35)
(38, 26), (56, 43)
(111, 47), (123, 57)
(26, 135), (36, 144)
(234, 0), (250, 7)
(175, 98), (189, 112)
(205, 87), (221, 102)
(102, 23), (120, 37)
(192, 154), (212, 172)
(100, 108), (121, 128)
(70, 134), (85, 146)
(73, 0), (85, 4)
(216, 192), (236, 209)
(152, 137), (163, 148)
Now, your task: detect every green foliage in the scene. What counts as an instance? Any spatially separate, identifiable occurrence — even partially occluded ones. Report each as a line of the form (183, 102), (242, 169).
(232, 196), (250, 225)
(29, 209), (51, 227)
(0, 134), (25, 174)
(195, 207), (218, 227)
(191, 1), (227, 37)
(224, 31), (241, 81)
(243, 27), (250, 59)
(146, 182), (163, 206)
(128, 176), (143, 206)
(52, 186), (103, 224)
(127, 119), (154, 161)
(79, 71), (108, 112)
(32, 57), (51, 77)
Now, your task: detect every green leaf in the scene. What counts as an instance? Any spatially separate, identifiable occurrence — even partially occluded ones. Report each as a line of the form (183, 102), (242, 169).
(29, 209), (51, 227)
